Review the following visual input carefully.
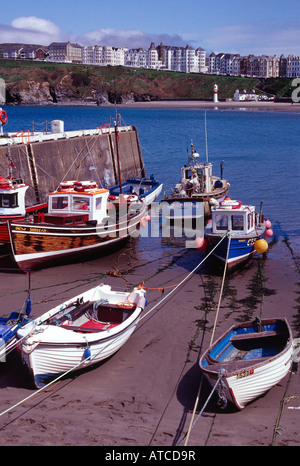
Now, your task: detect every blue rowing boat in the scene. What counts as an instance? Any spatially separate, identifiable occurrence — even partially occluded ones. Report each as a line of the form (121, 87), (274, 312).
(109, 176), (163, 206)
(0, 296), (32, 360)
(200, 317), (293, 409)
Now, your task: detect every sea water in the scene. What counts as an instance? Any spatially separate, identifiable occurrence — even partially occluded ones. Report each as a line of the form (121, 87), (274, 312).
(2, 105), (300, 253)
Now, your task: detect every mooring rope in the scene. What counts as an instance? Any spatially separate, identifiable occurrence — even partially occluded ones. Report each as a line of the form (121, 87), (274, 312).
(0, 234), (229, 420)
(183, 234), (231, 446)
(180, 370), (225, 446)
(0, 320), (134, 419)
(140, 234), (228, 322)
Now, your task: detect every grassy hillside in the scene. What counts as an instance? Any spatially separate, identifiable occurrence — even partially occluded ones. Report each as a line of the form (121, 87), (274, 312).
(0, 59), (293, 104)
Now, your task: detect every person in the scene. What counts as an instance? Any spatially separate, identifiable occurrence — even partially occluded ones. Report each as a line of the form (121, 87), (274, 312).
(190, 173), (200, 193)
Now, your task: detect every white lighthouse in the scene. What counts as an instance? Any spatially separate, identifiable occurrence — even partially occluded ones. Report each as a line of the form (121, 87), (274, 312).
(213, 84), (219, 103)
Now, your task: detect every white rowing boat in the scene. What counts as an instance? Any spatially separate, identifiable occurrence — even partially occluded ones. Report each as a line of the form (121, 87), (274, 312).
(17, 283), (147, 388)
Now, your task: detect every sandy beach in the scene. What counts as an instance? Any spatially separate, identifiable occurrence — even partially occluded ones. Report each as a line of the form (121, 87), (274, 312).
(116, 99), (300, 114)
(0, 230), (298, 448)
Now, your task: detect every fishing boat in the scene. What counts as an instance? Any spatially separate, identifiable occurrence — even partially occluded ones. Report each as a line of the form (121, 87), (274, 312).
(109, 175), (163, 206)
(8, 180), (147, 270)
(204, 199), (268, 269)
(0, 176), (47, 244)
(161, 140), (230, 221)
(16, 283), (147, 388)
(199, 317), (293, 410)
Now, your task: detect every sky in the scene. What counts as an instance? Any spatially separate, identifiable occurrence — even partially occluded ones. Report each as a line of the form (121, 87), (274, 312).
(0, 0), (300, 56)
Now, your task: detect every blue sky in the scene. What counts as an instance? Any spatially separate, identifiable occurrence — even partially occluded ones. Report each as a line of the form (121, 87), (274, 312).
(0, 0), (299, 55)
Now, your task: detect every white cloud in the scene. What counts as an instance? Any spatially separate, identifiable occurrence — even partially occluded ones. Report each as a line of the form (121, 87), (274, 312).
(11, 16), (60, 36)
(0, 17), (187, 49)
(0, 16), (62, 45)
(2, 15), (298, 57)
(77, 28), (187, 49)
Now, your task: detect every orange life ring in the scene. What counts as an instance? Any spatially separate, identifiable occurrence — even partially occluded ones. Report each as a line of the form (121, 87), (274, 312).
(0, 110), (7, 125)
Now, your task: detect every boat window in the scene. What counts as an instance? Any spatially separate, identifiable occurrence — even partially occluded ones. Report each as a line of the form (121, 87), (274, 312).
(232, 215), (244, 231)
(248, 212), (254, 230)
(51, 196), (69, 210)
(215, 214), (228, 230)
(0, 193), (18, 208)
(185, 169), (192, 179)
(96, 197), (102, 210)
(72, 196), (90, 211)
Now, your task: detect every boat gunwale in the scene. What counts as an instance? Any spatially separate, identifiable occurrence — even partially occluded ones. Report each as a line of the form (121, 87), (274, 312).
(24, 310), (143, 348)
(199, 318), (293, 378)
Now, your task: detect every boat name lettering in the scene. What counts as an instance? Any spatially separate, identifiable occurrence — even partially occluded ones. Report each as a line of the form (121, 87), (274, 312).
(29, 228), (47, 233)
(236, 369), (254, 379)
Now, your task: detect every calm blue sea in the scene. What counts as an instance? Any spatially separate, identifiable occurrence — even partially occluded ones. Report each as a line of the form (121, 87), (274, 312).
(2, 105), (300, 253)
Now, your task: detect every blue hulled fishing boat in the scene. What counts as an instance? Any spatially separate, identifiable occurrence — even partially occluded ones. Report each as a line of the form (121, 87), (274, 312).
(204, 199), (270, 269)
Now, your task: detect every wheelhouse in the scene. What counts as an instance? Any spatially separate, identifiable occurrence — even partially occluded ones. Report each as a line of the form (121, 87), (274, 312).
(211, 204), (256, 235)
(47, 182), (110, 224)
(0, 178), (28, 216)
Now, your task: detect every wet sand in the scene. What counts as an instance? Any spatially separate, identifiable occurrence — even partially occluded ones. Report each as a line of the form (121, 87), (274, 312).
(0, 232), (299, 447)
(117, 99), (300, 114)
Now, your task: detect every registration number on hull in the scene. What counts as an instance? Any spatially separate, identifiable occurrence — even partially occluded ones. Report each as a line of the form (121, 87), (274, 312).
(236, 369), (254, 379)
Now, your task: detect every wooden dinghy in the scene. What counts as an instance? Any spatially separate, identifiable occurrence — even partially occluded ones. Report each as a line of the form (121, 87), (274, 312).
(16, 284), (147, 388)
(199, 317), (293, 409)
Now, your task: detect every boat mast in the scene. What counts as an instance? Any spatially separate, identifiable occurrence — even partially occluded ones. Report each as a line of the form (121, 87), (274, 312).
(114, 120), (123, 194)
(205, 111), (209, 163)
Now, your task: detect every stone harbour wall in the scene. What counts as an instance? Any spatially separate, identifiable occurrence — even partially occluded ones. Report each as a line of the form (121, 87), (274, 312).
(0, 125), (145, 205)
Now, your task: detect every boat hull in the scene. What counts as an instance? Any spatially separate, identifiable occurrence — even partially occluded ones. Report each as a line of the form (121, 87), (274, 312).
(21, 315), (142, 388)
(205, 228), (266, 269)
(8, 204), (146, 270)
(200, 318), (293, 409)
(17, 284), (146, 388)
(0, 204), (47, 244)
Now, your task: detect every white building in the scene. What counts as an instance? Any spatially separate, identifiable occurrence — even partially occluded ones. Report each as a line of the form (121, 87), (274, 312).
(82, 45), (127, 66)
(124, 48), (148, 68)
(195, 47), (207, 73)
(208, 53), (240, 75)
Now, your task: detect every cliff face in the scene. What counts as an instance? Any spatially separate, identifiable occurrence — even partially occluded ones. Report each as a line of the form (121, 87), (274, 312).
(0, 60), (292, 105)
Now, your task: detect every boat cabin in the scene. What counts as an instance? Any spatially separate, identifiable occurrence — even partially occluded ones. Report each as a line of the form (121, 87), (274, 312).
(37, 181), (110, 226)
(179, 161), (214, 195)
(211, 201), (256, 235)
(0, 177), (28, 216)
